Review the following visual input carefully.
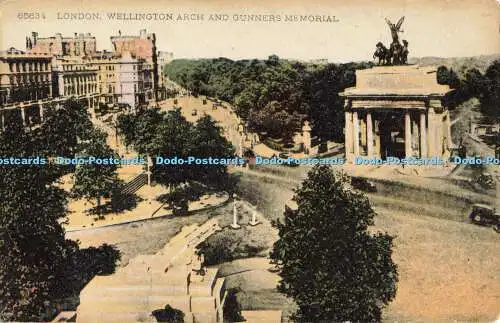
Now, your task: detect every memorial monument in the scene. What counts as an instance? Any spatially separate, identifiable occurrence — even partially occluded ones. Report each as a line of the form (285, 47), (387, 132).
(76, 219), (226, 323)
(342, 18), (453, 163)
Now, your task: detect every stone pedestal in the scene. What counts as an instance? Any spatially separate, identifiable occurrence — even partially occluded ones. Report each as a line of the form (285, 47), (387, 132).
(301, 121), (312, 155)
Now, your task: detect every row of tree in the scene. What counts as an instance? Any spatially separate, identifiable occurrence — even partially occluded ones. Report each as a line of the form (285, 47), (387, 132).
(0, 100), (120, 321)
(164, 56), (374, 142)
(437, 60), (500, 117)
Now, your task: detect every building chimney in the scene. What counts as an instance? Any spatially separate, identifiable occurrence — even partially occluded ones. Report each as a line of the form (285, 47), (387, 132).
(31, 32), (38, 45)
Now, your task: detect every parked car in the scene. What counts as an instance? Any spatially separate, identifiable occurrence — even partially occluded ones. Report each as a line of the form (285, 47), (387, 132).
(191, 109), (198, 116)
(476, 173), (495, 189)
(351, 177), (377, 192)
(277, 152), (299, 167)
(468, 204), (499, 232)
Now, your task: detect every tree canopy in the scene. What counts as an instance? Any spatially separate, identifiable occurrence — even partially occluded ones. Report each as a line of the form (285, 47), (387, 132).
(270, 165), (398, 322)
(164, 56), (374, 142)
(0, 116), (78, 321)
(437, 61), (500, 117)
(71, 129), (121, 214)
(0, 99), (121, 321)
(117, 108), (235, 191)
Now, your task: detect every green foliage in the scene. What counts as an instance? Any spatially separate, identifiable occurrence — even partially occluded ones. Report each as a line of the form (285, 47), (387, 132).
(437, 66), (461, 88)
(152, 304), (185, 323)
(247, 101), (301, 141)
(118, 108), (235, 191)
(481, 60), (500, 117)
(437, 62), (499, 116)
(165, 57), (373, 142)
(71, 130), (121, 214)
(116, 113), (137, 149)
(0, 122), (78, 321)
(0, 99), (122, 321)
(270, 165), (398, 322)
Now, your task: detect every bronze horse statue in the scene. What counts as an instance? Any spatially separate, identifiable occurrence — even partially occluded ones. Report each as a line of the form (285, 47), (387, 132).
(372, 17), (409, 66)
(373, 39), (409, 66)
(373, 42), (391, 65)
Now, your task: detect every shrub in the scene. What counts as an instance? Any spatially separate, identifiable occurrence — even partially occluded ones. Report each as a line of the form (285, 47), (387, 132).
(151, 304), (184, 323)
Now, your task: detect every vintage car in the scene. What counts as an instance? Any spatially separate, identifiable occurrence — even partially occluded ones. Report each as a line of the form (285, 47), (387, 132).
(278, 152), (299, 167)
(351, 176), (377, 192)
(468, 204), (500, 232)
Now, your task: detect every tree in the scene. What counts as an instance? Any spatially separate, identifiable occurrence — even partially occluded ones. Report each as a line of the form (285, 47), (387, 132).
(247, 101), (300, 140)
(120, 108), (235, 192)
(116, 113), (137, 150)
(481, 60), (500, 117)
(270, 166), (398, 322)
(150, 108), (193, 189)
(189, 115), (235, 189)
(0, 122), (78, 322)
(71, 130), (121, 216)
(437, 66), (461, 88)
(30, 100), (94, 182)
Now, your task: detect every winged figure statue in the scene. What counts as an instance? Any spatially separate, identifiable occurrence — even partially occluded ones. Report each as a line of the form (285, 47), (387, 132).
(385, 16), (405, 44)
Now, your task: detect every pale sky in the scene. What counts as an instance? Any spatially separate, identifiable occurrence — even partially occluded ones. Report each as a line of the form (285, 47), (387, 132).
(0, 0), (498, 62)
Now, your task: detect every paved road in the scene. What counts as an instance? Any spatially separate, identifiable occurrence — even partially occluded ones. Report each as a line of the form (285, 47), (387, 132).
(158, 95), (245, 154)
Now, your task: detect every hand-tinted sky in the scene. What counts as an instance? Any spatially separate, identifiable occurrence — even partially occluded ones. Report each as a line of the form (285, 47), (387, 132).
(1, 0), (498, 62)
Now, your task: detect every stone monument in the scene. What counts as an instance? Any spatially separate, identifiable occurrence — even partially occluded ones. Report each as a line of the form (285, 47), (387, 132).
(302, 121), (312, 155)
(342, 18), (453, 163)
(76, 219), (226, 323)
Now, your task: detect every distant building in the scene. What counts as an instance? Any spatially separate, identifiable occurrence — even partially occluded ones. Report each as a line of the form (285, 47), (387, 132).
(0, 29), (169, 128)
(110, 29), (155, 61)
(157, 51), (174, 100)
(111, 29), (158, 101)
(27, 32), (97, 57)
(88, 51), (118, 104)
(0, 49), (52, 106)
(309, 58), (329, 65)
(114, 52), (153, 108)
(51, 56), (98, 97)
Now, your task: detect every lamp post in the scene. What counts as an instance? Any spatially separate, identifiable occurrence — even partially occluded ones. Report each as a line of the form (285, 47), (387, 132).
(147, 156), (153, 187)
(249, 205), (259, 226)
(230, 194), (241, 229)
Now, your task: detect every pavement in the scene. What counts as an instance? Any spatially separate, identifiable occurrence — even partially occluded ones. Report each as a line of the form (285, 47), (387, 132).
(158, 96), (245, 154)
(64, 185), (228, 232)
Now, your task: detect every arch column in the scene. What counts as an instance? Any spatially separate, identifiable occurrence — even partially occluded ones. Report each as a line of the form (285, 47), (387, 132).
(420, 111), (427, 157)
(405, 110), (412, 158)
(353, 111), (360, 157)
(345, 111), (353, 160)
(366, 111), (373, 157)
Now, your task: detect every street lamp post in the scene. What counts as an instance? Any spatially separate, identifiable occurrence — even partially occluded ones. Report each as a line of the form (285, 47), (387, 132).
(249, 205), (259, 226)
(230, 194), (241, 229)
(147, 156), (153, 187)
